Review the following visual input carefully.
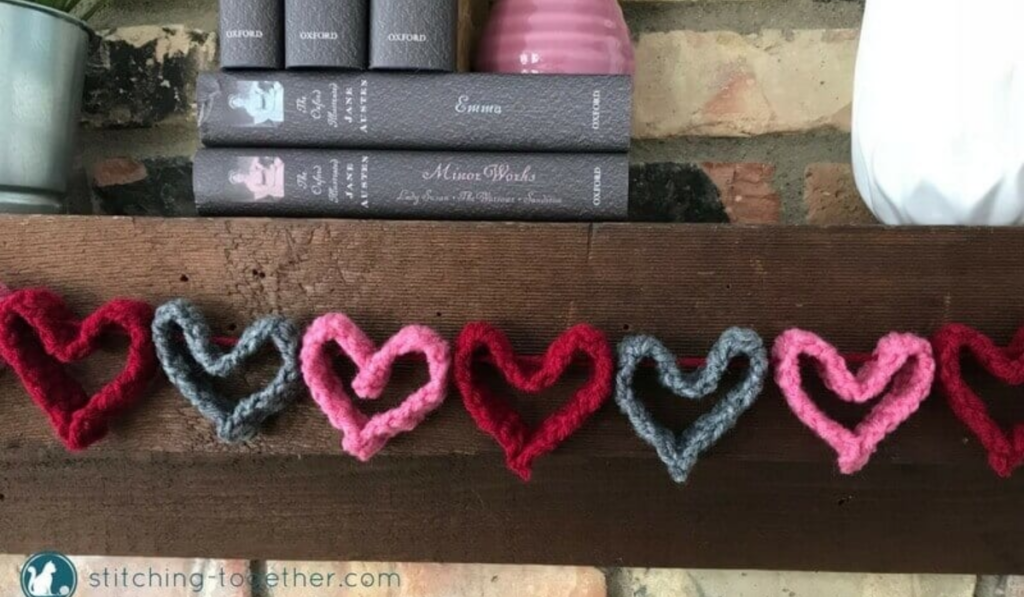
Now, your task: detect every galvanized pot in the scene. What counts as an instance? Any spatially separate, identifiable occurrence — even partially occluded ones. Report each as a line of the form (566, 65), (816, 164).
(0, 0), (92, 214)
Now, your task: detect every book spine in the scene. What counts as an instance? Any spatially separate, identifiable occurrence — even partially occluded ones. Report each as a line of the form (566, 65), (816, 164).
(197, 72), (632, 152)
(193, 149), (629, 221)
(369, 0), (457, 72)
(219, 0), (283, 69)
(285, 0), (367, 69)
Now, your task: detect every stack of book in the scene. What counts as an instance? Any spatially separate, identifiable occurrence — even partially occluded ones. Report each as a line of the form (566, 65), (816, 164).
(194, 0), (632, 221)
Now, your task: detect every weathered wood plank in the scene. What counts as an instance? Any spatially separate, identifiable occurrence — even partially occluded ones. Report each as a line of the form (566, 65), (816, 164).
(1, 452), (1020, 573)
(0, 216), (1023, 571)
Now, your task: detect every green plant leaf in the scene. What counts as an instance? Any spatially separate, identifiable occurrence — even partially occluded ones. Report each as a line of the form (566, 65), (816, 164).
(20, 0), (108, 19)
(79, 0), (106, 20)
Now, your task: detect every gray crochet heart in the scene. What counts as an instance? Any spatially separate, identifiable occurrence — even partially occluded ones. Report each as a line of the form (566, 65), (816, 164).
(153, 299), (301, 443)
(615, 328), (768, 483)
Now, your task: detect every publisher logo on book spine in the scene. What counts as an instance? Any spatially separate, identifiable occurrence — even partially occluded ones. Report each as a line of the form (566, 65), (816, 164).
(20, 552), (77, 597)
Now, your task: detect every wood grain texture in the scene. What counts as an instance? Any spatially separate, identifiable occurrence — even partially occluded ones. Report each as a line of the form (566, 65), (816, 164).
(0, 216), (1023, 572)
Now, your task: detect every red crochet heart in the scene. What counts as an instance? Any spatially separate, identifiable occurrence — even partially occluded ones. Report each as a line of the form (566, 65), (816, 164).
(0, 289), (157, 450)
(932, 324), (1024, 477)
(454, 322), (614, 481)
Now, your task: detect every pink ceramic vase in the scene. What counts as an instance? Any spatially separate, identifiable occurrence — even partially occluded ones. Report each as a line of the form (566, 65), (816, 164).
(476, 0), (635, 75)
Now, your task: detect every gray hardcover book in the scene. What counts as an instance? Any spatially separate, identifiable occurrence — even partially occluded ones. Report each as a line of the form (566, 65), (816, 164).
(219, 0), (283, 69)
(286, 0), (367, 69)
(369, 0), (457, 72)
(197, 71), (632, 152)
(193, 148), (629, 221)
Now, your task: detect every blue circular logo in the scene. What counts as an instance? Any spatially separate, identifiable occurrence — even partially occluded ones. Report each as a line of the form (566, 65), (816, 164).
(20, 552), (77, 597)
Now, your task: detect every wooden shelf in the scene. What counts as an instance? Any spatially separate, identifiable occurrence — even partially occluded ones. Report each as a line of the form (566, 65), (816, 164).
(0, 215), (1022, 573)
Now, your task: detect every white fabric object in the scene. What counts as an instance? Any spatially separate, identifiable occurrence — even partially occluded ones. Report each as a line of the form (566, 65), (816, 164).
(852, 0), (1024, 225)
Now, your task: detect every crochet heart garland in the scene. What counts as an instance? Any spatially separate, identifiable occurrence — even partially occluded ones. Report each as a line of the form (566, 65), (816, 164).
(152, 299), (302, 443)
(301, 313), (451, 461)
(932, 324), (1024, 478)
(772, 330), (935, 474)
(0, 288), (157, 450)
(5, 278), (1018, 483)
(615, 328), (769, 483)
(454, 322), (614, 481)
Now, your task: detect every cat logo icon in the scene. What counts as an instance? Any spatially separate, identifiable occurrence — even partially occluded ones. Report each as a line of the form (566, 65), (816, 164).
(21, 552), (77, 597)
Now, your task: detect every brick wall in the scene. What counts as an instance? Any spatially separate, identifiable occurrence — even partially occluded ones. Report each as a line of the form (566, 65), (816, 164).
(76, 0), (879, 224)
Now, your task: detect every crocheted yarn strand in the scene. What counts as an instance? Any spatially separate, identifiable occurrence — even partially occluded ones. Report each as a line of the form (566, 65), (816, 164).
(153, 299), (302, 443)
(454, 322), (615, 481)
(615, 328), (768, 483)
(301, 313), (451, 461)
(933, 323), (1024, 477)
(0, 288), (157, 450)
(772, 329), (935, 474)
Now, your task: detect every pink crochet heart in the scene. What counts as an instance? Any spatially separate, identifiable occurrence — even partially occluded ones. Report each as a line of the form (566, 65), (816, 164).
(301, 313), (451, 461)
(772, 330), (936, 474)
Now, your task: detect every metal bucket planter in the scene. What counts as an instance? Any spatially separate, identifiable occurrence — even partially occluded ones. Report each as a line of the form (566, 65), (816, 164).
(0, 0), (92, 214)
